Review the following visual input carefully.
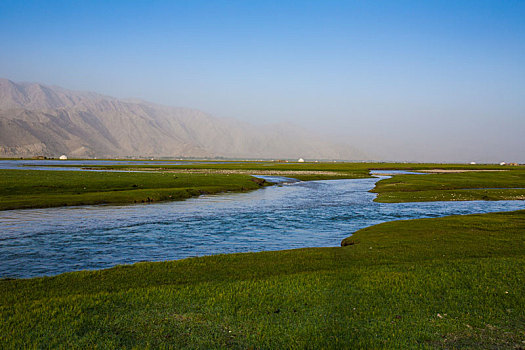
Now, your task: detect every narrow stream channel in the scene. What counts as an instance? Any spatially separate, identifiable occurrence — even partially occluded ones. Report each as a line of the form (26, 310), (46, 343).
(1, 174), (523, 278)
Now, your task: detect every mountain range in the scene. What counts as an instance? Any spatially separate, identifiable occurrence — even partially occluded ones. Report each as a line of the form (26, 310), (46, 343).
(0, 78), (365, 160)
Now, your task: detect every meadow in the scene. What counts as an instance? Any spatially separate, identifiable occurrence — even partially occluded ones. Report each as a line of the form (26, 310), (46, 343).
(2, 160), (525, 210)
(0, 169), (269, 210)
(1, 209), (523, 348)
(1, 160), (524, 348)
(33, 159), (514, 174)
(372, 170), (525, 202)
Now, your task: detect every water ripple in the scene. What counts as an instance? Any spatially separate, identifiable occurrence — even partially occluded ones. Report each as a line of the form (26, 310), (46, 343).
(0, 175), (523, 278)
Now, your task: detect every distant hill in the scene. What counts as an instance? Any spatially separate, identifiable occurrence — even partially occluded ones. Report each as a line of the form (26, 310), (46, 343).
(0, 78), (365, 160)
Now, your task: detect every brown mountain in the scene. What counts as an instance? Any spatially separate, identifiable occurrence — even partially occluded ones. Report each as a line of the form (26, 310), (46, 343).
(0, 78), (365, 159)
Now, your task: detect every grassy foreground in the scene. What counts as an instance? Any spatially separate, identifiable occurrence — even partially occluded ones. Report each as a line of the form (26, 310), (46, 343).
(0, 169), (270, 210)
(1, 210), (524, 348)
(372, 170), (525, 203)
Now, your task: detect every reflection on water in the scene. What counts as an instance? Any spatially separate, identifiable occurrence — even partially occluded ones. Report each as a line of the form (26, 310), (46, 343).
(1, 175), (523, 278)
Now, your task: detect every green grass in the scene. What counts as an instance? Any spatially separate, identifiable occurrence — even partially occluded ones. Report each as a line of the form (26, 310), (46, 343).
(32, 160), (376, 180)
(35, 160), (523, 174)
(0, 169), (270, 210)
(2, 162), (525, 209)
(1, 210), (524, 348)
(2, 160), (524, 347)
(372, 170), (525, 202)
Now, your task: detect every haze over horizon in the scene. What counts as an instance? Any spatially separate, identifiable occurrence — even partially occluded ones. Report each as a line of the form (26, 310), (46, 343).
(1, 1), (524, 162)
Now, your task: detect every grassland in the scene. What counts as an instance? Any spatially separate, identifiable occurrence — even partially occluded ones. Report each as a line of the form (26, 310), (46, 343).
(0, 161), (380, 210)
(3, 160), (524, 209)
(33, 159), (518, 175)
(372, 170), (525, 202)
(1, 209), (523, 348)
(0, 169), (270, 210)
(1, 160), (524, 347)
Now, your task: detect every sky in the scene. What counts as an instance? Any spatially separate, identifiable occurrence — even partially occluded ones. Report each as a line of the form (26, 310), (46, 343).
(0, 0), (524, 162)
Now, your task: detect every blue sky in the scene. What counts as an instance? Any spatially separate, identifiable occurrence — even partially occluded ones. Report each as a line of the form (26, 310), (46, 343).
(1, 0), (524, 161)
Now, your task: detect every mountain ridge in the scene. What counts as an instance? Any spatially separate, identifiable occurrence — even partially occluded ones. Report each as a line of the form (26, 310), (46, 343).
(0, 78), (365, 160)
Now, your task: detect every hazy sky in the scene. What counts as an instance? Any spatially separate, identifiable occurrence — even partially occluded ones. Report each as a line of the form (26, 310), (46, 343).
(1, 0), (524, 162)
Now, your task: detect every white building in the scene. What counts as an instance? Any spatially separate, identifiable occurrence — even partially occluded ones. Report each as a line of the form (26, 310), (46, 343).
(298, 158), (305, 163)
(59, 155), (68, 160)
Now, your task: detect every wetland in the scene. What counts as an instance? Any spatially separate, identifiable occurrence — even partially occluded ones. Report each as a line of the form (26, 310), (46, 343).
(1, 160), (524, 348)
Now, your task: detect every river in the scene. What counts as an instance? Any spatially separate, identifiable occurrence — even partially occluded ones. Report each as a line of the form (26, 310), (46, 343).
(0, 173), (523, 278)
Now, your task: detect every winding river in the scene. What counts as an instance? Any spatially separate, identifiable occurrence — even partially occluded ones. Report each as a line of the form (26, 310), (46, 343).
(1, 173), (523, 278)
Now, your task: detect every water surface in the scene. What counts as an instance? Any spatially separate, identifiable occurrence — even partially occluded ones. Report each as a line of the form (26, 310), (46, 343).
(1, 175), (523, 278)
(0, 159), (241, 172)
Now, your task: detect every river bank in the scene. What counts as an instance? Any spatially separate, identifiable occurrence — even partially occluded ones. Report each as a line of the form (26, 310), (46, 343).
(2, 174), (524, 278)
(1, 161), (524, 347)
(2, 160), (525, 210)
(1, 209), (523, 348)
(0, 169), (273, 211)
(372, 169), (525, 202)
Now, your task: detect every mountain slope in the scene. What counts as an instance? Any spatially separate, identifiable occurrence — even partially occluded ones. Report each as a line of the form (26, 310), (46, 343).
(0, 78), (365, 159)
